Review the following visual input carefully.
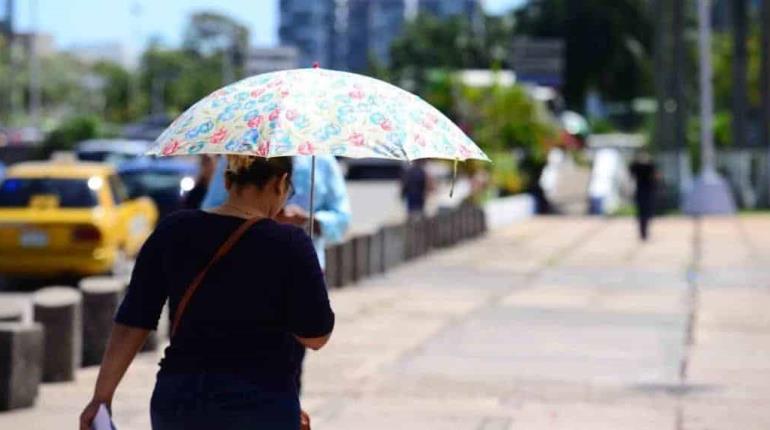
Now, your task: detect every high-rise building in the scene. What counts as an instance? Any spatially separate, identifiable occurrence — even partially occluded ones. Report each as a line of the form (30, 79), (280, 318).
(417, 0), (481, 19)
(346, 0), (406, 72)
(279, 0), (337, 68)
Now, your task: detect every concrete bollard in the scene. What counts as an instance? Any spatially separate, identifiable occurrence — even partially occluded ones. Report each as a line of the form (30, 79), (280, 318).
(79, 277), (125, 367)
(325, 243), (343, 288)
(461, 205), (472, 240)
(435, 212), (450, 248)
(0, 302), (23, 323)
(368, 229), (385, 275)
(416, 217), (430, 256)
(339, 239), (356, 286)
(383, 224), (406, 270)
(0, 322), (44, 411)
(353, 235), (370, 281)
(33, 286), (82, 382)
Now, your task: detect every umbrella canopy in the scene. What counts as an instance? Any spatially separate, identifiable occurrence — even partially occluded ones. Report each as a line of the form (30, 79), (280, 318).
(149, 68), (489, 162)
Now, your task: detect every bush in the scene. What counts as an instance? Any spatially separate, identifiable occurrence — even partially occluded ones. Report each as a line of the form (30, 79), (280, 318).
(43, 115), (105, 152)
(489, 152), (524, 196)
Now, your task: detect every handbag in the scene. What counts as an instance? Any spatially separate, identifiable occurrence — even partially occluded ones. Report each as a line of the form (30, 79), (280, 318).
(170, 216), (263, 338)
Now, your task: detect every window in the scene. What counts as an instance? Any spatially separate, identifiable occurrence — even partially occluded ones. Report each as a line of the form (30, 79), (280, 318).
(108, 175), (128, 205)
(0, 178), (99, 208)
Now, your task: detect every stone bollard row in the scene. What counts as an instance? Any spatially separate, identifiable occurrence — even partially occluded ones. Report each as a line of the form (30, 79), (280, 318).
(321, 204), (488, 290)
(33, 287), (82, 383)
(0, 322), (44, 411)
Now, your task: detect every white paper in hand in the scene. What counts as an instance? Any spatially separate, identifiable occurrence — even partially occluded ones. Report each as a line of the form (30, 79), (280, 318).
(92, 404), (116, 430)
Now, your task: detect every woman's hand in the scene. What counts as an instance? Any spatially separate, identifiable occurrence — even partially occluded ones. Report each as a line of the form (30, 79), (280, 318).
(79, 398), (109, 430)
(301, 409), (311, 430)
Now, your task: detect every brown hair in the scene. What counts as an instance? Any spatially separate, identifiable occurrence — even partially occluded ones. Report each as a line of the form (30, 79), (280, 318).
(225, 155), (293, 189)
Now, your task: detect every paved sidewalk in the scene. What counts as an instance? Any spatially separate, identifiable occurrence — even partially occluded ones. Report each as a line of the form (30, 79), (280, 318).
(1, 216), (769, 429)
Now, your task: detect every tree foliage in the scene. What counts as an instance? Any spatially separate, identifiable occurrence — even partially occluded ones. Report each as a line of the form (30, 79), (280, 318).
(513, 0), (653, 108)
(389, 14), (513, 92)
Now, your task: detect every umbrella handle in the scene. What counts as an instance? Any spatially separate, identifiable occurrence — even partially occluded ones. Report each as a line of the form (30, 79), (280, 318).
(308, 155), (316, 239)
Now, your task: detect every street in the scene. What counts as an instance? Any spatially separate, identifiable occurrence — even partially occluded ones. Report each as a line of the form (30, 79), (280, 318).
(1, 215), (768, 429)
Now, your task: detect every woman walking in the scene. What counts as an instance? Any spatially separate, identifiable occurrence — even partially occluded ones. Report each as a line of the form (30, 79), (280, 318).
(80, 155), (334, 430)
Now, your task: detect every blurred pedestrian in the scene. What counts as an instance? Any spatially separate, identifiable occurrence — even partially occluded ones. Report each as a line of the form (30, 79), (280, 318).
(401, 160), (434, 218)
(183, 154), (215, 209)
(630, 151), (657, 241)
(201, 154), (350, 406)
(80, 155), (335, 430)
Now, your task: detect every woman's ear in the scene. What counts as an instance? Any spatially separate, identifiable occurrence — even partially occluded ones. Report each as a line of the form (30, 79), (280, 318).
(271, 173), (286, 196)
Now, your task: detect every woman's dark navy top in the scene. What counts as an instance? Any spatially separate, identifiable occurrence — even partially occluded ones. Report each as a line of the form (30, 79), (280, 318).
(114, 210), (334, 389)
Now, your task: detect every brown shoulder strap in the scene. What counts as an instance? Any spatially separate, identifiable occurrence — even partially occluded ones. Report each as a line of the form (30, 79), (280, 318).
(170, 217), (263, 338)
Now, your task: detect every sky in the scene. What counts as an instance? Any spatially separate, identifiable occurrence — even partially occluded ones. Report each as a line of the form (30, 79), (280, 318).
(13, 0), (525, 51)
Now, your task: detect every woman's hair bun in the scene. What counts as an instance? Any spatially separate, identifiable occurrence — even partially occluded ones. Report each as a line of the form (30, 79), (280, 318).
(225, 155), (293, 188)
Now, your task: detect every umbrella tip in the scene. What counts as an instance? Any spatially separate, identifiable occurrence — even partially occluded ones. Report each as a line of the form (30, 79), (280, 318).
(312, 62), (320, 69)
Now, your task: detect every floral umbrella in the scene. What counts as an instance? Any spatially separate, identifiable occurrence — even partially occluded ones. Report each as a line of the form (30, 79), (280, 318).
(149, 67), (490, 234)
(150, 68), (488, 162)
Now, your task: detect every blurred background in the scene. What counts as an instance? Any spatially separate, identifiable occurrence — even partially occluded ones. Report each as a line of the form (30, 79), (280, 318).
(0, 0), (768, 217)
(1, 1), (770, 428)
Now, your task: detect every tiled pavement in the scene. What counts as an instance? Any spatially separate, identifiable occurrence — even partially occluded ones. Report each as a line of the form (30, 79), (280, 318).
(1, 216), (768, 429)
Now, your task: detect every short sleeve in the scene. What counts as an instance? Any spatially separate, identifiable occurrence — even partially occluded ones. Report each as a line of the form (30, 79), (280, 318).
(285, 227), (335, 338)
(114, 222), (169, 330)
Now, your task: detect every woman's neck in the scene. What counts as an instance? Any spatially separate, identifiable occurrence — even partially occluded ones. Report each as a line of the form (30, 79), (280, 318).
(220, 193), (274, 219)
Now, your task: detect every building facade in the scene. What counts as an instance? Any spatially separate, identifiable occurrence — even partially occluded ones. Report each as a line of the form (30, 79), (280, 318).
(246, 46), (300, 76)
(417, 0), (481, 19)
(346, 0), (406, 72)
(279, 0), (337, 67)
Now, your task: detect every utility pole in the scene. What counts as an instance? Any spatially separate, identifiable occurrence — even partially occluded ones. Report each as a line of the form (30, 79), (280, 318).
(762, 0), (770, 206)
(1, 0), (14, 124)
(130, 1), (142, 117)
(732, 0), (748, 148)
(683, 0), (737, 215)
(28, 0), (41, 126)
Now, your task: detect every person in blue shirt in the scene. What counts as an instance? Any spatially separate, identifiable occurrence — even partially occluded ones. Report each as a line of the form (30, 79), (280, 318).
(202, 155), (351, 268)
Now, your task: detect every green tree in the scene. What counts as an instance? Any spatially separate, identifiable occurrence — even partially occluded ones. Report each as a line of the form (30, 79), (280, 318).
(92, 61), (133, 122)
(389, 14), (513, 93)
(513, 0), (653, 109)
(713, 28), (762, 112)
(460, 84), (556, 155)
(42, 115), (105, 152)
(182, 12), (250, 82)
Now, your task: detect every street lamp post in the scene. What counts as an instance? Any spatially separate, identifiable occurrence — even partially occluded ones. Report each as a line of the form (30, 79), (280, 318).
(28, 0), (41, 126)
(683, 0), (737, 215)
(762, 0), (770, 206)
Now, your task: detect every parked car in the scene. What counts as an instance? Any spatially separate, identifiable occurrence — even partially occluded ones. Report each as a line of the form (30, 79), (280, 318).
(0, 159), (157, 278)
(76, 139), (151, 166)
(118, 157), (198, 219)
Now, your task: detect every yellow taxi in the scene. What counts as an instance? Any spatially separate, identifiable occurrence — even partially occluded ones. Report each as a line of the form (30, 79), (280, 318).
(0, 157), (158, 278)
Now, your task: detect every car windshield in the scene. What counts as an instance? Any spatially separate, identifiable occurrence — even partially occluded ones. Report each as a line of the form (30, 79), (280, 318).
(0, 177), (99, 208)
(119, 171), (185, 198)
